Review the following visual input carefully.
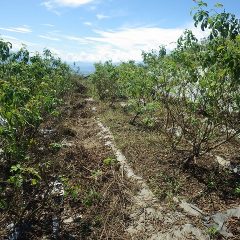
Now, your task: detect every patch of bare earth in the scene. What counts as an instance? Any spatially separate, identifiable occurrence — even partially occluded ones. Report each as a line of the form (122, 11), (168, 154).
(96, 100), (240, 240)
(1, 85), (131, 239)
(2, 85), (239, 239)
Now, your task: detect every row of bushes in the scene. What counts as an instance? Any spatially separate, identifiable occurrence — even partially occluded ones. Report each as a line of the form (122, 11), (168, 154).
(0, 39), (73, 225)
(90, 1), (240, 165)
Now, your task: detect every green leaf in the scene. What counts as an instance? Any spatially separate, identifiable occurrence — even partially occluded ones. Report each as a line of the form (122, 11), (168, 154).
(31, 178), (38, 185)
(214, 3), (223, 8)
(0, 199), (7, 209)
(10, 164), (21, 172)
(217, 46), (224, 51)
(103, 157), (117, 166)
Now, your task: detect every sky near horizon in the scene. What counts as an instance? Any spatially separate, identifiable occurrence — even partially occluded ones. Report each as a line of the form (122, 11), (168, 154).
(0, 0), (240, 63)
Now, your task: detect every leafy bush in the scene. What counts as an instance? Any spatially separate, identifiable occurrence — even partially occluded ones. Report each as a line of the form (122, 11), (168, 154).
(0, 39), (73, 224)
(90, 61), (120, 102)
(90, 1), (240, 166)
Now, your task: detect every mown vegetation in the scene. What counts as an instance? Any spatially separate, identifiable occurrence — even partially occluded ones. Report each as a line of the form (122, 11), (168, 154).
(90, 1), (240, 167)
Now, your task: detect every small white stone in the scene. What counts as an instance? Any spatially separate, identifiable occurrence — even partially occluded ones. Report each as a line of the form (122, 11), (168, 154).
(179, 201), (204, 217)
(63, 217), (74, 224)
(216, 156), (230, 168)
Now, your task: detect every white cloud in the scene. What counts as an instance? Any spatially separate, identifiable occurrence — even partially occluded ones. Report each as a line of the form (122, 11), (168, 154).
(89, 5), (97, 11)
(42, 0), (95, 9)
(57, 0), (94, 6)
(64, 35), (89, 44)
(96, 14), (109, 20)
(83, 21), (92, 26)
(80, 24), (208, 62)
(47, 24), (208, 63)
(87, 27), (181, 51)
(0, 35), (18, 41)
(0, 26), (32, 33)
(39, 35), (61, 41)
(1, 23), (209, 64)
(0, 35), (38, 51)
(42, 23), (55, 27)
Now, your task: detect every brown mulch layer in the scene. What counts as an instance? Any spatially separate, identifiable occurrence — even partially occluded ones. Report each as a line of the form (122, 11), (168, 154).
(97, 101), (240, 235)
(0, 83), (131, 239)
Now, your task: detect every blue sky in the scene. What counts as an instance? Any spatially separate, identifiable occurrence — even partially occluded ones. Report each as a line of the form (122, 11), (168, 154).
(0, 0), (239, 63)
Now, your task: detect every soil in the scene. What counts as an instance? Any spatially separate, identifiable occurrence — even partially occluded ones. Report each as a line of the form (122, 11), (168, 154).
(97, 100), (240, 239)
(1, 82), (239, 239)
(1, 84), (131, 240)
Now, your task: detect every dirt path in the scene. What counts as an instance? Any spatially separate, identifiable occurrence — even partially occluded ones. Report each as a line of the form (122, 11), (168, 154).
(51, 93), (131, 239)
(4, 85), (239, 239)
(84, 99), (209, 240)
(43, 90), (210, 239)
(3, 88), (130, 239)
(58, 91), (238, 240)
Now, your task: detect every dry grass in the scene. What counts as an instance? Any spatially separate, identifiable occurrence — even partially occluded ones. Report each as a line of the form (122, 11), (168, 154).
(97, 101), (240, 214)
(0, 83), (132, 240)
